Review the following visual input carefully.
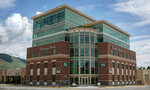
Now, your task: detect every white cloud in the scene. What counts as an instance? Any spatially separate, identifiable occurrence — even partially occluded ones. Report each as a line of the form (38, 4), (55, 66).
(0, 13), (32, 59)
(76, 4), (101, 12)
(130, 36), (150, 67)
(131, 35), (150, 40)
(0, 0), (16, 8)
(112, 0), (150, 27)
(36, 11), (42, 15)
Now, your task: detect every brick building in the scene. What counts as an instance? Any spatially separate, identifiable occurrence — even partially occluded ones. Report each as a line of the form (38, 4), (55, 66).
(0, 68), (26, 84)
(137, 69), (150, 85)
(25, 4), (136, 86)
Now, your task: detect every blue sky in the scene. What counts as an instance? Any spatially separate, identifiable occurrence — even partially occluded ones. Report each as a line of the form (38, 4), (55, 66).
(0, 0), (150, 67)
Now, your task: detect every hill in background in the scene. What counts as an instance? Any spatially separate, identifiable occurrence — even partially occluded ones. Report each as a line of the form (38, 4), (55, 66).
(0, 53), (26, 70)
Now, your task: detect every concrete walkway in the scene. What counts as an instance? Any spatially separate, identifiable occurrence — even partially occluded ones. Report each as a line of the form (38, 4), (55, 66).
(0, 84), (147, 90)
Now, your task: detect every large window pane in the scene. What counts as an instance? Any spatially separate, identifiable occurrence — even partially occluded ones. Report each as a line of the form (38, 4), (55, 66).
(85, 35), (89, 44)
(80, 35), (84, 44)
(70, 48), (74, 57)
(80, 60), (84, 74)
(91, 35), (94, 44)
(75, 48), (79, 56)
(75, 35), (78, 44)
(85, 47), (89, 56)
(80, 48), (84, 56)
(91, 48), (94, 57)
(85, 61), (89, 74)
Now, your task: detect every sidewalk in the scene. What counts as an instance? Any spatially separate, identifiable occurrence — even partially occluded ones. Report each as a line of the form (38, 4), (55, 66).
(0, 84), (145, 89)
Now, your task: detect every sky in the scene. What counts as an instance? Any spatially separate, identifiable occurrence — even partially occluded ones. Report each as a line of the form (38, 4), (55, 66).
(0, 0), (150, 67)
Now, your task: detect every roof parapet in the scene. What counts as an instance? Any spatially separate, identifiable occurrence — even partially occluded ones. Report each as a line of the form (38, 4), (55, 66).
(31, 4), (96, 22)
(81, 20), (131, 36)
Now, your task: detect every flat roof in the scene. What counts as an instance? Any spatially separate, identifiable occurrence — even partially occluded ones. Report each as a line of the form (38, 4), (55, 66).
(31, 4), (96, 22)
(81, 20), (131, 36)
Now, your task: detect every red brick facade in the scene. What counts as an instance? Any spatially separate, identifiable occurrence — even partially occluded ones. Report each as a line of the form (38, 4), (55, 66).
(26, 41), (70, 85)
(98, 42), (136, 85)
(25, 41), (136, 86)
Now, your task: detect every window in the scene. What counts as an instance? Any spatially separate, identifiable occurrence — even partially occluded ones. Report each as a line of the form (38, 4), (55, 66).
(95, 48), (98, 57)
(125, 54), (127, 59)
(132, 56), (134, 60)
(130, 65), (132, 70)
(37, 75), (40, 81)
(30, 64), (33, 69)
(65, 36), (69, 42)
(85, 61), (89, 74)
(121, 53), (123, 58)
(85, 47), (89, 56)
(2, 76), (4, 82)
(80, 35), (84, 44)
(91, 77), (95, 84)
(31, 53), (34, 58)
(74, 68), (78, 74)
(99, 38), (103, 42)
(134, 66), (136, 70)
(118, 75), (120, 81)
(80, 48), (84, 56)
(126, 65), (128, 69)
(91, 35), (94, 44)
(44, 75), (48, 82)
(70, 36), (73, 43)
(37, 63), (40, 68)
(112, 62), (114, 68)
(64, 62), (67, 67)
(112, 75), (115, 81)
(126, 75), (128, 81)
(130, 76), (132, 81)
(75, 48), (79, 56)
(52, 49), (56, 55)
(44, 63), (48, 68)
(45, 50), (48, 56)
(129, 55), (131, 60)
(70, 78), (73, 84)
(75, 78), (78, 84)
(122, 64), (124, 69)
(101, 63), (106, 67)
(116, 52), (119, 56)
(122, 75), (124, 81)
(117, 63), (119, 68)
(70, 48), (74, 57)
(38, 52), (41, 57)
(95, 68), (98, 74)
(80, 60), (89, 74)
(30, 76), (33, 81)
(133, 76), (135, 81)
(52, 75), (56, 82)
(74, 35), (78, 44)
(111, 50), (114, 55)
(52, 62), (56, 67)
(85, 35), (89, 44)
(91, 48), (95, 57)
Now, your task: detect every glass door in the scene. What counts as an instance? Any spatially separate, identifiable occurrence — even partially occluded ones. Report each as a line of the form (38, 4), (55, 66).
(80, 77), (89, 85)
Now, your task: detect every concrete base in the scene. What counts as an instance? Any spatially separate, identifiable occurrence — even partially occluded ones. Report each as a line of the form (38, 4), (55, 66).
(99, 81), (137, 86)
(25, 80), (70, 86)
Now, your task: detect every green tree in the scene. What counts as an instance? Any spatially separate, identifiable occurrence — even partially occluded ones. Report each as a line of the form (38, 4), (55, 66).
(147, 66), (150, 69)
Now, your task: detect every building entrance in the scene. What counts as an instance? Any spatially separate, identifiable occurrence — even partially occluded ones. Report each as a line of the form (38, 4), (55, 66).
(80, 77), (89, 85)
(7, 76), (21, 84)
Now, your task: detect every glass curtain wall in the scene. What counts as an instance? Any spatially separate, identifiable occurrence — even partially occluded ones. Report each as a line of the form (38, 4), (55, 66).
(69, 29), (98, 85)
(32, 8), (94, 47)
(85, 23), (130, 49)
